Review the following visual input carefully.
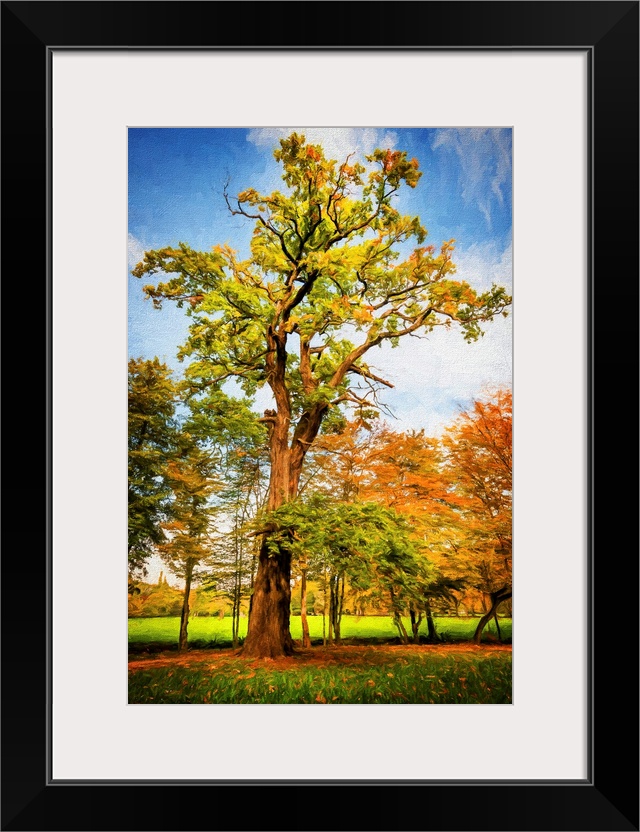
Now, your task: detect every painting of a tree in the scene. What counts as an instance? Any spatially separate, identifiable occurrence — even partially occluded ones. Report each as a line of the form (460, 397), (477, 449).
(128, 126), (513, 701)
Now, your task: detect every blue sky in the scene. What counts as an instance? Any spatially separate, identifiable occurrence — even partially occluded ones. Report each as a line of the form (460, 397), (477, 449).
(128, 127), (512, 436)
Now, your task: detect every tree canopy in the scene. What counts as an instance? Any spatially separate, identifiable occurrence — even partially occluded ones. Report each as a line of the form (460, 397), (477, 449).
(133, 133), (510, 487)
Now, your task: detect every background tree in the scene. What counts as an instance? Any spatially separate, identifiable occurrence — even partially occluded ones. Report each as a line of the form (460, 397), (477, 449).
(127, 576), (184, 618)
(128, 357), (177, 574)
(262, 495), (427, 646)
(181, 387), (269, 646)
(357, 426), (474, 641)
(225, 452), (267, 647)
(443, 388), (512, 643)
(156, 434), (219, 650)
(200, 446), (268, 648)
(298, 419), (375, 643)
(133, 133), (511, 658)
(313, 421), (469, 640)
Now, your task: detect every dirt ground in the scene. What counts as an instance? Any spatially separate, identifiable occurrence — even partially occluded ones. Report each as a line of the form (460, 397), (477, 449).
(128, 642), (512, 673)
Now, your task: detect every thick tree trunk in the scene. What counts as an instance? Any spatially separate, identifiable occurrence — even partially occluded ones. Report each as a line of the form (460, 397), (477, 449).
(242, 537), (294, 658)
(242, 370), (296, 658)
(242, 328), (328, 658)
(300, 568), (311, 648)
(178, 559), (194, 652)
(473, 587), (512, 644)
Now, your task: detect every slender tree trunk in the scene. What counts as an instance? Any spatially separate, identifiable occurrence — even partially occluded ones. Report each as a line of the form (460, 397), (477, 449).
(329, 574), (342, 645)
(409, 606), (423, 643)
(425, 599), (439, 643)
(322, 564), (328, 647)
(337, 574), (346, 643)
(333, 576), (342, 645)
(390, 589), (409, 644)
(231, 531), (240, 649)
(322, 597), (327, 646)
(393, 611), (409, 644)
(327, 570), (334, 645)
(248, 539), (258, 627)
(178, 559), (194, 652)
(493, 612), (502, 642)
(473, 587), (512, 644)
(232, 600), (238, 648)
(300, 567), (311, 648)
(327, 580), (334, 646)
(231, 584), (239, 649)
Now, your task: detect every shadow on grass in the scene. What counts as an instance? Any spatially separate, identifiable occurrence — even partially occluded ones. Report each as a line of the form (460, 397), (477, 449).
(128, 633), (511, 658)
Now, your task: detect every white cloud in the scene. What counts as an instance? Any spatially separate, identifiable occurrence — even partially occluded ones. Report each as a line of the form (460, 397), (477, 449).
(247, 127), (397, 164)
(361, 240), (512, 436)
(431, 128), (511, 229)
(454, 239), (513, 293)
(127, 232), (146, 270)
(242, 128), (400, 208)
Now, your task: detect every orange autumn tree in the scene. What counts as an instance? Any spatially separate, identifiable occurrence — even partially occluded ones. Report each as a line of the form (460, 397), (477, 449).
(359, 425), (473, 640)
(311, 421), (468, 641)
(442, 388), (512, 643)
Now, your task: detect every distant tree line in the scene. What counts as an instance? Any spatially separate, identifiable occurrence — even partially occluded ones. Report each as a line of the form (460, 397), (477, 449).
(129, 353), (511, 650)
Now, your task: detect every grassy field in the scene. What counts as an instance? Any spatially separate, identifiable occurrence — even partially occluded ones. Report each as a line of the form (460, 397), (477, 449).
(128, 644), (512, 704)
(128, 614), (511, 648)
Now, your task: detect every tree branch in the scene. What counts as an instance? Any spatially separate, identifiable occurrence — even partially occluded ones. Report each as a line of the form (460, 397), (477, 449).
(347, 365), (394, 388)
(329, 306), (434, 389)
(223, 186), (298, 266)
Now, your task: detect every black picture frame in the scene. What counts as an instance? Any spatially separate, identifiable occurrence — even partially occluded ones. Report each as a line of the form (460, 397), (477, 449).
(2, 2), (638, 830)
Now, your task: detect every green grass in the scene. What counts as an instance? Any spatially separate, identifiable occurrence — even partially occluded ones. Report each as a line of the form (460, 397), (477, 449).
(128, 649), (512, 704)
(128, 615), (511, 647)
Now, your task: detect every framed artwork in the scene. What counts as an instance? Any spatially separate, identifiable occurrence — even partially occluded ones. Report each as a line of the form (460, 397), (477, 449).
(2, 2), (637, 830)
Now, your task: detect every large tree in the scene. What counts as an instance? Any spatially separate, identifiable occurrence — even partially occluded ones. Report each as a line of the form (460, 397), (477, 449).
(133, 133), (511, 657)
